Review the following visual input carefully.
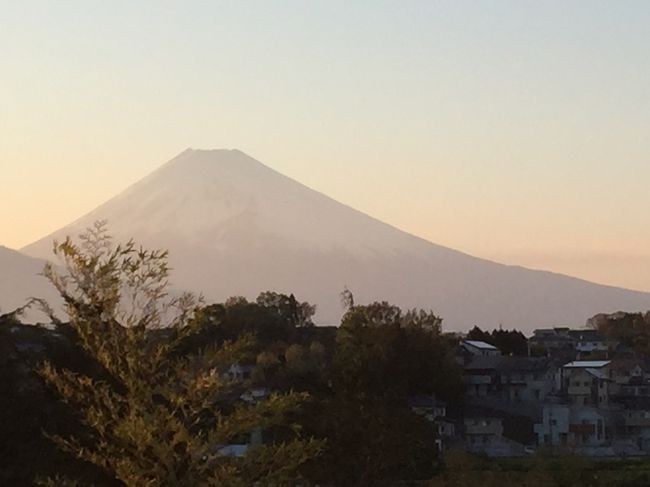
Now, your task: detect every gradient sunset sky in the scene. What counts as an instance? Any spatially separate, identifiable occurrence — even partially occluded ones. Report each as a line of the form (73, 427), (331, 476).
(2, 1), (649, 291)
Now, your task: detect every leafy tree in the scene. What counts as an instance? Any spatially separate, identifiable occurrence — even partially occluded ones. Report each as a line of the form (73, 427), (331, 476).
(301, 299), (462, 485)
(335, 302), (463, 401)
(304, 395), (438, 486)
(38, 223), (321, 486)
(192, 292), (316, 350)
(256, 291), (316, 328)
(589, 311), (650, 355)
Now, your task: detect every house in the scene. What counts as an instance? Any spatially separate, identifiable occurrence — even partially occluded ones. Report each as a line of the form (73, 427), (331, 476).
(497, 357), (557, 403)
(463, 356), (501, 397)
(558, 361), (612, 407)
(528, 328), (574, 355)
(462, 340), (501, 357)
(569, 329), (617, 358)
(463, 356), (557, 403)
(463, 406), (524, 457)
(616, 375), (650, 398)
(609, 359), (648, 397)
(535, 404), (610, 449)
(409, 395), (456, 451)
(617, 397), (650, 452)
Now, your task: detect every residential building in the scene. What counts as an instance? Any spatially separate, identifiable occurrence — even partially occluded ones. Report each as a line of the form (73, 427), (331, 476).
(558, 361), (612, 407)
(535, 404), (610, 449)
(462, 340), (501, 357)
(497, 357), (557, 403)
(463, 356), (500, 397)
(463, 406), (524, 457)
(528, 328), (574, 355)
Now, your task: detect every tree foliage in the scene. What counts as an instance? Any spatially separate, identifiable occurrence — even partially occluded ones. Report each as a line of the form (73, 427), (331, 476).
(297, 298), (463, 485)
(589, 311), (650, 355)
(335, 301), (463, 401)
(38, 222), (321, 486)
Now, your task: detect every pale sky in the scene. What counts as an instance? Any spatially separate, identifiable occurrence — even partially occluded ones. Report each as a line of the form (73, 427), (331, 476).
(2, 1), (650, 291)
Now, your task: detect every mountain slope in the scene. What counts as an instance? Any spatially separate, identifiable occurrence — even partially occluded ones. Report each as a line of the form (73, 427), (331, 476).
(0, 246), (59, 322)
(21, 149), (650, 331)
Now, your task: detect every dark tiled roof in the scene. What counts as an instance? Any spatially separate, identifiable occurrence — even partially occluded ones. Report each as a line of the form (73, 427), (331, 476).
(465, 356), (555, 373)
(496, 357), (555, 372)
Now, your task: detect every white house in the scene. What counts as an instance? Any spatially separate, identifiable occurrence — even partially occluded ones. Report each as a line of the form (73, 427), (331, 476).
(535, 404), (609, 449)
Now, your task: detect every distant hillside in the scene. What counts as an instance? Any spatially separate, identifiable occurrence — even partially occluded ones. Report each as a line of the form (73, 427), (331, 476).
(20, 149), (650, 332)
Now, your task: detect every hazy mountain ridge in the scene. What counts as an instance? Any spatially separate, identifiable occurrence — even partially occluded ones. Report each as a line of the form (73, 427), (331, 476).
(17, 149), (650, 331)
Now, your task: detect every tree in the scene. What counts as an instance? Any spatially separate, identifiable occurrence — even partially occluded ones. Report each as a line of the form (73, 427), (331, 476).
(335, 302), (463, 401)
(589, 311), (650, 355)
(466, 325), (492, 344)
(193, 292), (316, 349)
(38, 222), (321, 486)
(301, 300), (462, 485)
(256, 291), (316, 328)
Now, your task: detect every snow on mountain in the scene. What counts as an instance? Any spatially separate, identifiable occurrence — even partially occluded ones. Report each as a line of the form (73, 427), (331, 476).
(20, 149), (650, 331)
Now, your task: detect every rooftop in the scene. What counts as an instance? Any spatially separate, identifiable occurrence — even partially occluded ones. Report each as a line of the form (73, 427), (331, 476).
(563, 360), (611, 369)
(464, 340), (498, 350)
(585, 368), (609, 380)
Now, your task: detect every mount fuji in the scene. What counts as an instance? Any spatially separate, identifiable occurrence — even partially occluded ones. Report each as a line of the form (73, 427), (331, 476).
(19, 149), (650, 331)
